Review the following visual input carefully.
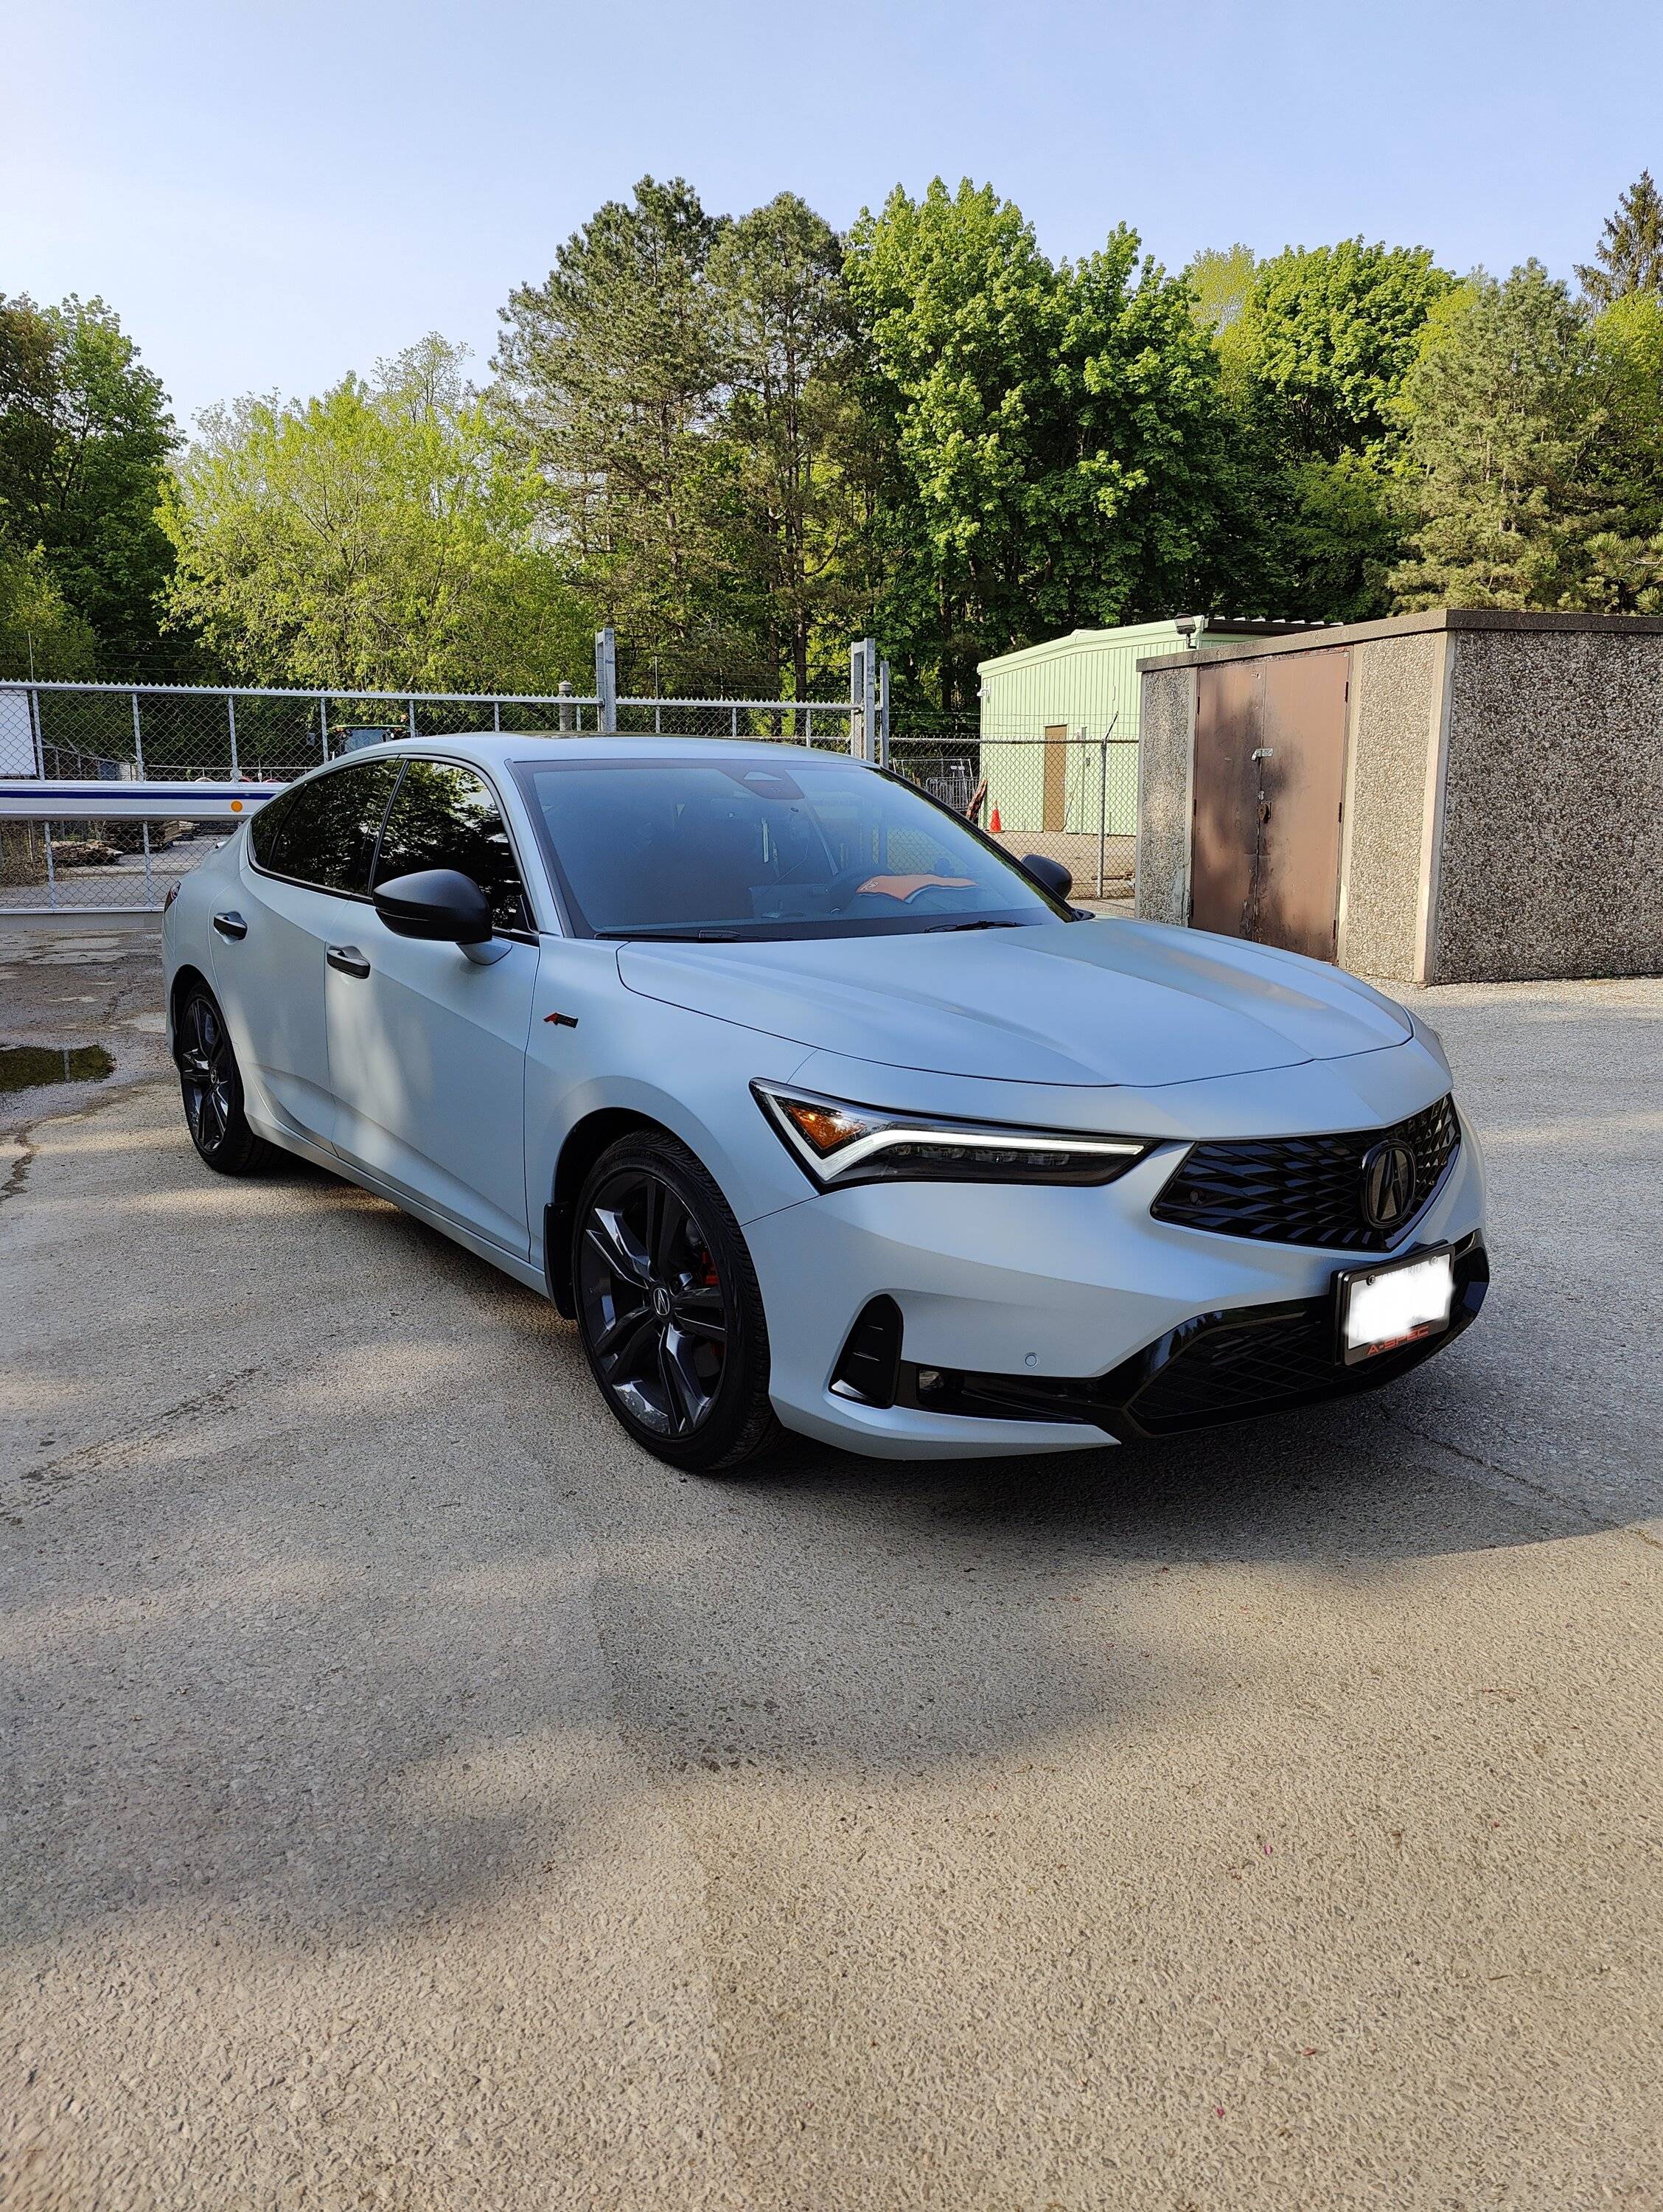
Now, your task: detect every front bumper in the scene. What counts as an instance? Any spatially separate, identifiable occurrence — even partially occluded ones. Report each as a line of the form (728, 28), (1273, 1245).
(745, 1115), (1488, 1460)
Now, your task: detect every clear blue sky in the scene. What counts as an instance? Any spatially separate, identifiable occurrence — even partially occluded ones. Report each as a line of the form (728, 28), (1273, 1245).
(11, 0), (1662, 427)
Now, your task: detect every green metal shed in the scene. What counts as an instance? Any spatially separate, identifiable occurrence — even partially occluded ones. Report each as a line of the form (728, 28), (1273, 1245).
(977, 618), (1323, 843)
(977, 620), (1201, 840)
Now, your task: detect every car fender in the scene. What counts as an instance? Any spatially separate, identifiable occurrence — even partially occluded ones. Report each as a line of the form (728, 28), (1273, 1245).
(523, 942), (820, 1292)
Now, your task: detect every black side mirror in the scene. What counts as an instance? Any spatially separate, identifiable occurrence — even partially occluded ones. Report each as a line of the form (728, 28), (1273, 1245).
(374, 869), (492, 946)
(1019, 852), (1073, 902)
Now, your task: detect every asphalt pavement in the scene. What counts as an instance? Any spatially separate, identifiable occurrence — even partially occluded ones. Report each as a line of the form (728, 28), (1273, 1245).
(2, 927), (1659, 2211)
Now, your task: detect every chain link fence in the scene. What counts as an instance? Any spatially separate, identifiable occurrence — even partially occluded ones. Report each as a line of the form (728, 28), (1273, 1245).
(890, 715), (1139, 901)
(1, 681), (860, 913)
(1, 681), (1140, 914)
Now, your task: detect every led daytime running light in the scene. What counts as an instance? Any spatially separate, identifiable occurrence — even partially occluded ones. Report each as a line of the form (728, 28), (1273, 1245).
(754, 1082), (1149, 1188)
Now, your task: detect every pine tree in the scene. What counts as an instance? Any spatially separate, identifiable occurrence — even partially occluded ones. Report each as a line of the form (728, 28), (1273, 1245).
(1390, 262), (1663, 612)
(1576, 170), (1663, 307)
(493, 178), (733, 690)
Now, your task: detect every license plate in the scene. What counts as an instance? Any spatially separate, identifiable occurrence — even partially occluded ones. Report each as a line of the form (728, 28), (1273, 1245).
(1336, 1246), (1455, 1366)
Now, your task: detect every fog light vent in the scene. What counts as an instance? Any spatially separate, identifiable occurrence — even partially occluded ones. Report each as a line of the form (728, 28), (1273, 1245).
(829, 1296), (903, 1408)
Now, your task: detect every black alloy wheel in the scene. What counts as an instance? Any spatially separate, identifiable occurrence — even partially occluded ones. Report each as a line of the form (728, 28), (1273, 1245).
(176, 984), (274, 1175)
(573, 1133), (778, 1474)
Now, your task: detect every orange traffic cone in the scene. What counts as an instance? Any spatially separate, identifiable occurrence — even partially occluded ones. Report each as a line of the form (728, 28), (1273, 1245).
(989, 805), (1003, 834)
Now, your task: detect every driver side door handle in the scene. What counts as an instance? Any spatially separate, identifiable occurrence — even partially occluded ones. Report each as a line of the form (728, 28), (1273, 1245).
(326, 944), (371, 979)
(212, 910), (248, 940)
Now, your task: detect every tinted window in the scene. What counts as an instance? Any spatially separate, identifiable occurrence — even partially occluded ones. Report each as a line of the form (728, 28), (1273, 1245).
(373, 761), (531, 932)
(514, 757), (1059, 940)
(250, 760), (399, 893)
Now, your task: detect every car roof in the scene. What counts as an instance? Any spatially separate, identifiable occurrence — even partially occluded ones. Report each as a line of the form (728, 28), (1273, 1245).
(336, 732), (868, 771)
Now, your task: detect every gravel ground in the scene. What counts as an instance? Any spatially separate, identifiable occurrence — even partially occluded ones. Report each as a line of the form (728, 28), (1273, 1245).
(1, 929), (1659, 2211)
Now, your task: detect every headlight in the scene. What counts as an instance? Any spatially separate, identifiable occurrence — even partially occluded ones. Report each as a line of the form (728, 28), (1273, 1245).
(752, 1081), (1151, 1189)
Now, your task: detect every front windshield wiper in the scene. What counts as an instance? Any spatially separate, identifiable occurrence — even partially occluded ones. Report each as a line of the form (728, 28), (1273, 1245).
(925, 917), (1034, 933)
(596, 926), (742, 942)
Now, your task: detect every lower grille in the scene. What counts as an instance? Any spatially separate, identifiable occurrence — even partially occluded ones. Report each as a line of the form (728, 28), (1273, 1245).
(1150, 1094), (1460, 1253)
(893, 1239), (1489, 1439)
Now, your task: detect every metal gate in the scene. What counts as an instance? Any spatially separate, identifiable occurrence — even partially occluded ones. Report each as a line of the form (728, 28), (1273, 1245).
(1190, 647), (1351, 961)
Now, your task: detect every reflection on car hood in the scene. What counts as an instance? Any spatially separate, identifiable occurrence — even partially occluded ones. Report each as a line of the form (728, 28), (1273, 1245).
(617, 919), (1412, 1088)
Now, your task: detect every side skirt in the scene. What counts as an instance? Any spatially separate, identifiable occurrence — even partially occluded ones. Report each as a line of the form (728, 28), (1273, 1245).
(245, 1115), (551, 1299)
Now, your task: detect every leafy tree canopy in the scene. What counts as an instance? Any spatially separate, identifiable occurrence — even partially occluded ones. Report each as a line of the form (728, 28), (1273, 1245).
(161, 336), (593, 690)
(0, 293), (178, 673)
(846, 178), (1233, 706)
(0, 543), (98, 678)
(1240, 238), (1455, 462)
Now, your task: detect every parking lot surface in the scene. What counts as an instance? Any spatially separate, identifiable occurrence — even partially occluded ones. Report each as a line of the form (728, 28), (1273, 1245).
(2, 931), (1659, 2211)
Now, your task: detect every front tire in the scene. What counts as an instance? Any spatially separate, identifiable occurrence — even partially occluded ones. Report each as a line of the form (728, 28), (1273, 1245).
(175, 982), (276, 1176)
(573, 1133), (780, 1475)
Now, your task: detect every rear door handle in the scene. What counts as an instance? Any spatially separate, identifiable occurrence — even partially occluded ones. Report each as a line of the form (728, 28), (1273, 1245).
(327, 944), (371, 978)
(212, 911), (248, 940)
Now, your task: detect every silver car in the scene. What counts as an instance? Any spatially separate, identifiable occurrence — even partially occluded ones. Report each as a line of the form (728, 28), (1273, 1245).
(162, 735), (1488, 1473)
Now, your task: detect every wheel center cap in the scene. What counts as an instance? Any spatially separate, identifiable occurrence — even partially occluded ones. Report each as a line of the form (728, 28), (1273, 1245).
(652, 1285), (672, 1320)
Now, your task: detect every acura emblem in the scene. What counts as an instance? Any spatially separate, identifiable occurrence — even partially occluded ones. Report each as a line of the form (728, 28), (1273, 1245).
(1359, 1138), (1417, 1231)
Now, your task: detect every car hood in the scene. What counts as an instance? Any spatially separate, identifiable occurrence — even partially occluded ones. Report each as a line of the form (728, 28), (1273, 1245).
(616, 919), (1412, 1088)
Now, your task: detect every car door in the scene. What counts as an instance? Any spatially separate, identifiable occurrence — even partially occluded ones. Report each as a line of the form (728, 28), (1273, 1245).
(215, 759), (400, 1144)
(325, 757), (540, 1255)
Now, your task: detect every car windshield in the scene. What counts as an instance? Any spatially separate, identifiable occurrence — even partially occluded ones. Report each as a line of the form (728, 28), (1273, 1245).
(513, 755), (1067, 940)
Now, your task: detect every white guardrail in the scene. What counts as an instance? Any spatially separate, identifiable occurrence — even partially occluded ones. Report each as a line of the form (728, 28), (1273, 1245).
(0, 779), (282, 822)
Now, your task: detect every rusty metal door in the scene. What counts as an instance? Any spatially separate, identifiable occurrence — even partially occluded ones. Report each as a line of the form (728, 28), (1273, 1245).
(1042, 725), (1067, 832)
(1190, 648), (1350, 961)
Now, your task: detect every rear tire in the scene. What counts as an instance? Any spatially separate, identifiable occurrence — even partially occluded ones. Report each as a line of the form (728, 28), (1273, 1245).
(175, 982), (277, 1177)
(573, 1132), (780, 1475)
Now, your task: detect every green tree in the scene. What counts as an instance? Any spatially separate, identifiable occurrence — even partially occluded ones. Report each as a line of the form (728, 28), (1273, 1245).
(495, 177), (737, 692)
(1241, 239), (1455, 462)
(161, 336), (593, 689)
(846, 178), (1233, 707)
(1185, 243), (1258, 391)
(1576, 170), (1663, 308)
(0, 543), (98, 677)
(1390, 262), (1663, 611)
(1187, 242), (1257, 335)
(705, 192), (867, 699)
(0, 293), (179, 673)
(1207, 239), (1453, 620)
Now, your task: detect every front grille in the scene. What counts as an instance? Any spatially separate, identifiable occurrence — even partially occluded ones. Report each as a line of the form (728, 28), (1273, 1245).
(1149, 1094), (1460, 1253)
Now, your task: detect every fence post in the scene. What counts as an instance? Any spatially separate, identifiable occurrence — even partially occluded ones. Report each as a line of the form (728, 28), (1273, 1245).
(319, 693), (329, 759)
(44, 821), (57, 911)
(558, 680), (574, 733)
(595, 627), (618, 734)
(29, 684), (43, 776)
(140, 822), (155, 907)
(407, 694), (418, 740)
(130, 690), (145, 776)
(226, 694), (240, 776)
(492, 697), (501, 732)
(1097, 735), (1108, 899)
(849, 639), (877, 759)
(879, 660), (891, 769)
